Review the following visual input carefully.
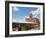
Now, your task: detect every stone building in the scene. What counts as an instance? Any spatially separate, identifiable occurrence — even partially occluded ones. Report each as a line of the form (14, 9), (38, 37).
(25, 13), (40, 24)
(12, 13), (40, 31)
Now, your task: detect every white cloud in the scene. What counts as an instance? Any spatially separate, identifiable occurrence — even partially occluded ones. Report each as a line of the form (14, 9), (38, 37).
(12, 19), (16, 22)
(29, 8), (40, 19)
(13, 7), (19, 11)
(12, 18), (27, 23)
(25, 16), (29, 18)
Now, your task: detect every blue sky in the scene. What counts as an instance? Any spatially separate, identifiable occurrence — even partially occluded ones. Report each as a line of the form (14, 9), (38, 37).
(12, 7), (40, 22)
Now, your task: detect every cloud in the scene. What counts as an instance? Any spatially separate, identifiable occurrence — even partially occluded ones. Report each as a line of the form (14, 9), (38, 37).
(13, 7), (19, 11)
(25, 16), (29, 18)
(12, 19), (23, 22)
(12, 17), (27, 23)
(12, 19), (16, 22)
(29, 8), (40, 19)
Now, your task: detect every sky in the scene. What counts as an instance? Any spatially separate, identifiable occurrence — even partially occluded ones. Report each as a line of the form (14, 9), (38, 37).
(12, 7), (40, 22)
